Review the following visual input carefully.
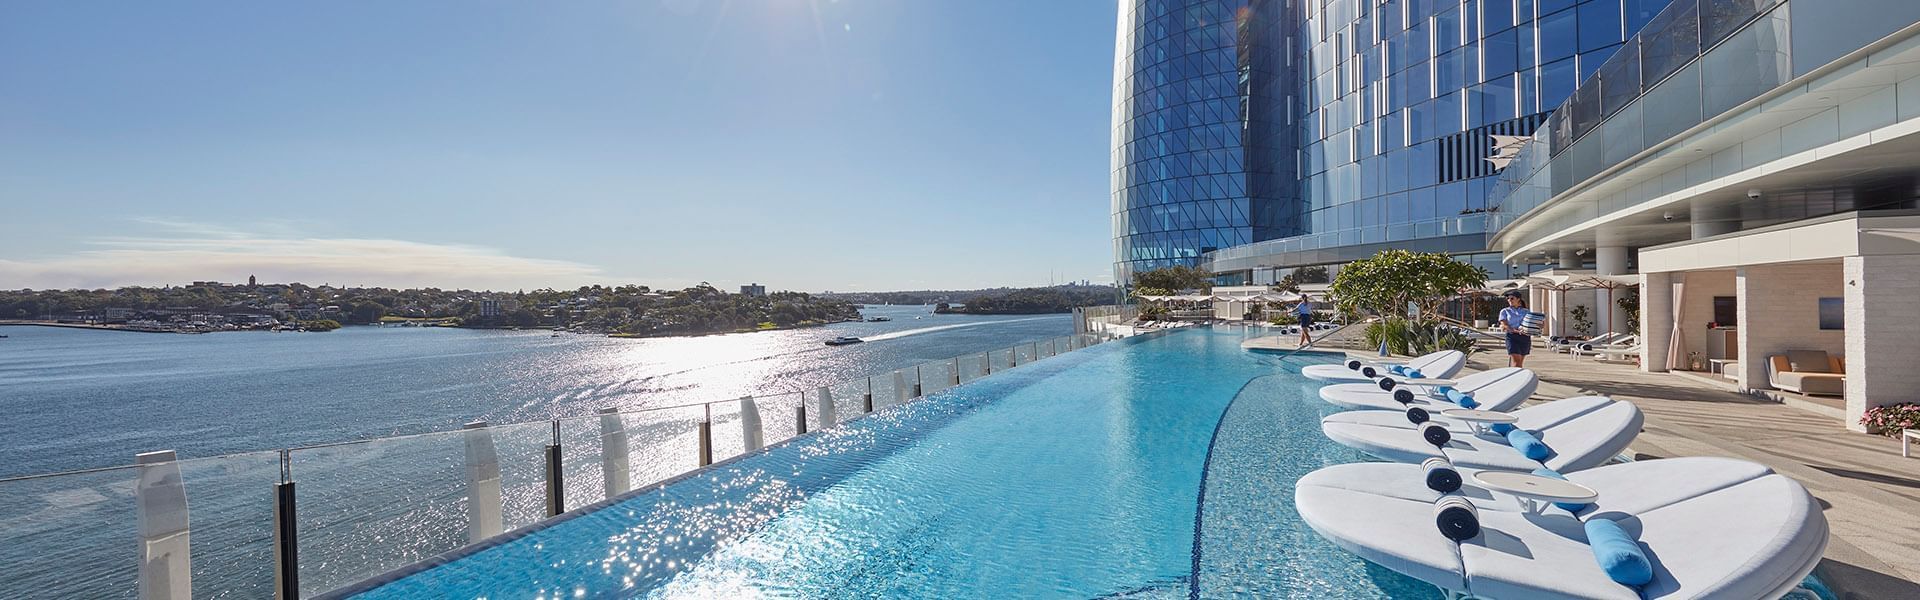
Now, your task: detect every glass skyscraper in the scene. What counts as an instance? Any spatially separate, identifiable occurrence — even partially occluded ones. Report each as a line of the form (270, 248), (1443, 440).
(1112, 0), (1673, 286)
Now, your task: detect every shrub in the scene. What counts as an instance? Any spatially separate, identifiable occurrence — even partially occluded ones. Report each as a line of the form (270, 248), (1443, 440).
(1861, 403), (1920, 437)
(1364, 317), (1478, 356)
(1268, 313), (1297, 326)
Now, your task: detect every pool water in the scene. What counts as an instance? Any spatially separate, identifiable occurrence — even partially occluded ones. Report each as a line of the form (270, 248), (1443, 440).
(334, 327), (1437, 599)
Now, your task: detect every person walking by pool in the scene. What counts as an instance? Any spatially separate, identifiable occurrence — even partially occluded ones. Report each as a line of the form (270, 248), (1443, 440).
(1499, 290), (1532, 367)
(1293, 294), (1316, 347)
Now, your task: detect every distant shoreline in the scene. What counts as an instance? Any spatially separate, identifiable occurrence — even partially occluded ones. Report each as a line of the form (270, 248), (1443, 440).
(0, 321), (201, 334)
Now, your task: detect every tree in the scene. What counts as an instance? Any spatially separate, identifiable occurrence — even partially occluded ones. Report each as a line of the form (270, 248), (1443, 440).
(1132, 265), (1213, 293)
(349, 301), (387, 324)
(1329, 249), (1487, 320)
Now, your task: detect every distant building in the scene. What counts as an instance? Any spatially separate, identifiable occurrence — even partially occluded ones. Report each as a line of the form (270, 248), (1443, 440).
(740, 283), (767, 297)
(248, 275), (257, 287)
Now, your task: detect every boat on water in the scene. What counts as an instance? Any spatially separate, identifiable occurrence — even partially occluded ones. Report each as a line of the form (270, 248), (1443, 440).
(866, 316), (892, 322)
(824, 336), (864, 346)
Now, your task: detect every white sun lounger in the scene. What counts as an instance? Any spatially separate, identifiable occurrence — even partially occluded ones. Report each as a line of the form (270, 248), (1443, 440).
(1321, 396), (1644, 473)
(1295, 457), (1828, 599)
(1550, 331), (1622, 353)
(1302, 350), (1468, 384)
(1319, 367), (1537, 413)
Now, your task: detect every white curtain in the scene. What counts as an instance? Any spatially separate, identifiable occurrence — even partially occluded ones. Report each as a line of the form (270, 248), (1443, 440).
(1667, 273), (1688, 371)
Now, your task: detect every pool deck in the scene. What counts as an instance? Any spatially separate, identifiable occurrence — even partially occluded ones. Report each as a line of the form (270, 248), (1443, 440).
(1357, 347), (1920, 599)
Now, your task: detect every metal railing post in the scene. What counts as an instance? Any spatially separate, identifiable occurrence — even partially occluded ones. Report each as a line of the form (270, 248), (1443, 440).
(273, 450), (298, 600)
(544, 420), (564, 517)
(463, 421), (504, 542)
(135, 450), (191, 600)
(795, 396), (809, 435)
(863, 378), (874, 413)
(697, 405), (714, 466)
(912, 365), (923, 398)
(951, 357), (962, 385)
(982, 352), (992, 375)
(598, 408), (630, 498)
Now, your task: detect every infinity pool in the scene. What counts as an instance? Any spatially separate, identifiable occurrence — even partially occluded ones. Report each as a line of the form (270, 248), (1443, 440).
(331, 327), (1436, 599)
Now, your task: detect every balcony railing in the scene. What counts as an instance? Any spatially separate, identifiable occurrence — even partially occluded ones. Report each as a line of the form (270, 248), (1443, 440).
(1488, 0), (1795, 238)
(0, 315), (1138, 599)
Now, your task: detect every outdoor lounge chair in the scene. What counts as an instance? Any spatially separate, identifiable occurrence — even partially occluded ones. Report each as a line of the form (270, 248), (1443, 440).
(1767, 351), (1846, 396)
(1320, 395), (1644, 473)
(1577, 343), (1643, 363)
(1302, 350), (1468, 384)
(1568, 336), (1637, 360)
(1549, 332), (1620, 353)
(1318, 367), (1537, 413)
(1294, 457), (1828, 599)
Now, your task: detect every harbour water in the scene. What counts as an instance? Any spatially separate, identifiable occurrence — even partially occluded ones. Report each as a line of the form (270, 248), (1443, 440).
(0, 305), (1071, 478)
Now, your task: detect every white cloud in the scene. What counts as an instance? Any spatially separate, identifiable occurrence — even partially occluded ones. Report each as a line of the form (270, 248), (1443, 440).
(1, 221), (618, 290)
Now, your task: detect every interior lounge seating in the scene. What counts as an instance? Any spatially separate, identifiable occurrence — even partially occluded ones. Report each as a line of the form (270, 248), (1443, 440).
(1767, 350), (1846, 396)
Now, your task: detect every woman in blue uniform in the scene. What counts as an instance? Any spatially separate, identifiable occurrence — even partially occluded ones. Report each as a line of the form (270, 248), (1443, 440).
(1499, 290), (1532, 368)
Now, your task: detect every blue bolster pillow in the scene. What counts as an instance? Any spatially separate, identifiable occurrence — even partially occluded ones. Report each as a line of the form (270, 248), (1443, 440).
(1389, 365), (1407, 376)
(1443, 389), (1480, 409)
(1434, 385), (1455, 396)
(1505, 429), (1552, 461)
(1490, 422), (1517, 435)
(1585, 518), (1654, 587)
(1529, 468), (1592, 512)
(1423, 457), (1461, 493)
(1404, 368), (1424, 379)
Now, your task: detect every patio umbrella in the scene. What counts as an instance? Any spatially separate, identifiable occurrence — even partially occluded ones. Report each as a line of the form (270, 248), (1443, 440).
(1575, 274), (1642, 337)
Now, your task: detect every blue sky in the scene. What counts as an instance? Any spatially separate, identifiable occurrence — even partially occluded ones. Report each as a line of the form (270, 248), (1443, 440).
(0, 1), (1117, 292)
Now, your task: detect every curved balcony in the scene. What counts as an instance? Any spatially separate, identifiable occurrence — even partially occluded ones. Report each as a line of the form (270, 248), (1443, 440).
(1486, 0), (1920, 256)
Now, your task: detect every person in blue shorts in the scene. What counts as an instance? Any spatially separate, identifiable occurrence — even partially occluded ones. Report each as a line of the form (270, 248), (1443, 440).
(1499, 290), (1532, 367)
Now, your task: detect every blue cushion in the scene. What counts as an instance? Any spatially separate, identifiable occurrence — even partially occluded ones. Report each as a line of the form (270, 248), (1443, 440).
(1389, 365), (1408, 376)
(1443, 389), (1480, 409)
(1529, 468), (1592, 512)
(1434, 385), (1455, 396)
(1404, 368), (1424, 379)
(1584, 518), (1654, 587)
(1490, 423), (1516, 435)
(1505, 429), (1553, 461)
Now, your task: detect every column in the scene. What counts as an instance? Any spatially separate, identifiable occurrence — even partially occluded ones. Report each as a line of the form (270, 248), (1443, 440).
(1529, 284), (1548, 336)
(1595, 247), (1630, 337)
(1845, 255), (1920, 432)
(1639, 272), (1673, 373)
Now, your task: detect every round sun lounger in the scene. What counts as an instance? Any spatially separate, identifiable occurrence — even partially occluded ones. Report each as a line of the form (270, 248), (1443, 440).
(1295, 457), (1827, 599)
(1319, 367), (1537, 412)
(1321, 396), (1643, 473)
(1301, 350), (1467, 384)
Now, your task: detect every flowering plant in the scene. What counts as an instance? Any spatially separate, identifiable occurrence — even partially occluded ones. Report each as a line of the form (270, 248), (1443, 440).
(1860, 403), (1920, 437)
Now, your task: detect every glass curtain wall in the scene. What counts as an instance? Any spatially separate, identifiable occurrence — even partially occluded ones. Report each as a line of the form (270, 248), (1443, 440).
(1111, 0), (1297, 287)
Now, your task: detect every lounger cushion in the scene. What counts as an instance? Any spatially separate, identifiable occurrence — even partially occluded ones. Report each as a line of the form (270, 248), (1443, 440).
(1318, 368), (1536, 413)
(1302, 350), (1467, 383)
(1293, 484), (1470, 591)
(1321, 396), (1638, 473)
(1774, 372), (1846, 395)
(1298, 459), (1825, 600)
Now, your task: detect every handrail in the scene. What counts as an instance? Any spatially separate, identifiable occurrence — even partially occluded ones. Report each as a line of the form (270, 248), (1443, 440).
(1260, 317), (1373, 361)
(1432, 315), (1507, 341)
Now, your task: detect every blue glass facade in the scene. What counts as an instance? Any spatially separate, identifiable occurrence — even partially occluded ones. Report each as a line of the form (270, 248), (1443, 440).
(1111, 0), (1296, 286)
(1113, 0), (1672, 284)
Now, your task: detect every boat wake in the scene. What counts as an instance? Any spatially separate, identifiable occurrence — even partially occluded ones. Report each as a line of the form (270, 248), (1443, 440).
(858, 317), (1053, 342)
